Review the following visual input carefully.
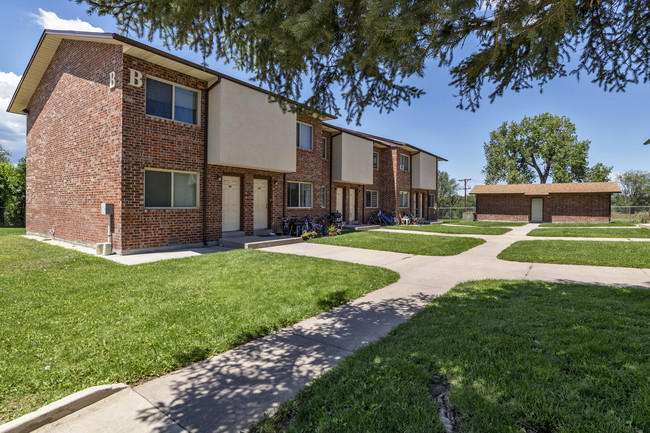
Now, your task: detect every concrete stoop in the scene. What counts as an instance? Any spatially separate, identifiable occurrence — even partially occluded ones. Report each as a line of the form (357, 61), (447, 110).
(218, 235), (303, 249)
(341, 224), (380, 231)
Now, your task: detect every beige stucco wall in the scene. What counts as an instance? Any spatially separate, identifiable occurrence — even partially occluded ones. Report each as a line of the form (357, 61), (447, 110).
(412, 152), (437, 189)
(332, 133), (373, 184)
(207, 79), (297, 172)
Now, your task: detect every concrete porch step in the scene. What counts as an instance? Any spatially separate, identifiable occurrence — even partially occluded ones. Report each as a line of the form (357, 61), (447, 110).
(341, 224), (380, 231)
(218, 235), (303, 249)
(221, 230), (245, 238)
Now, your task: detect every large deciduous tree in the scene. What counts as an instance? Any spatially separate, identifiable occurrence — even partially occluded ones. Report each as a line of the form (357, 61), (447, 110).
(614, 170), (650, 206)
(79, 0), (650, 123)
(483, 113), (611, 184)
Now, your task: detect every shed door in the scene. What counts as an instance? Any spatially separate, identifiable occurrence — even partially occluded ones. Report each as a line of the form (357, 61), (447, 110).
(253, 179), (269, 229)
(222, 176), (241, 231)
(531, 198), (543, 222)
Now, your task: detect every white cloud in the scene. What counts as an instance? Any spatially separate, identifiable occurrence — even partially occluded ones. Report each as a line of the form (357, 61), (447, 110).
(0, 72), (26, 161)
(32, 8), (104, 33)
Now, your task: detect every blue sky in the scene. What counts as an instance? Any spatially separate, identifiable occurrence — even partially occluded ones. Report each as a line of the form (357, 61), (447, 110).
(1, 1), (648, 191)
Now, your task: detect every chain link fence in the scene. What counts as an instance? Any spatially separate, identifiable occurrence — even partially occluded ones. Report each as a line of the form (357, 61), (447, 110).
(0, 207), (25, 228)
(611, 206), (650, 224)
(437, 207), (476, 220)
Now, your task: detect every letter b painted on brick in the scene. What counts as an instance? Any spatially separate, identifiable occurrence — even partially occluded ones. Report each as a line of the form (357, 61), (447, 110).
(109, 71), (116, 89)
(129, 69), (143, 87)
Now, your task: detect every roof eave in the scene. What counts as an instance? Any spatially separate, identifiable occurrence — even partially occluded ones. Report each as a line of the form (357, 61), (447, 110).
(7, 29), (337, 120)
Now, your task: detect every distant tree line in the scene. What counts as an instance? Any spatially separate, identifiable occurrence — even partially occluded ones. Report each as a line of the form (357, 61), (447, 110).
(438, 171), (475, 208)
(613, 171), (650, 207)
(0, 145), (26, 227)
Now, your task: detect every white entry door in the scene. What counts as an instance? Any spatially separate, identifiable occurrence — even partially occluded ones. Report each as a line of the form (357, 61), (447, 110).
(349, 189), (356, 221)
(222, 176), (241, 231)
(336, 188), (343, 214)
(531, 198), (543, 222)
(253, 178), (268, 229)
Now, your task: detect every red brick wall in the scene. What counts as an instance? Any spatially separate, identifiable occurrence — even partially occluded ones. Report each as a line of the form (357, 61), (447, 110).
(285, 116), (331, 221)
(476, 194), (531, 221)
(120, 55), (208, 252)
(25, 40), (124, 247)
(545, 193), (611, 223)
(476, 193), (611, 223)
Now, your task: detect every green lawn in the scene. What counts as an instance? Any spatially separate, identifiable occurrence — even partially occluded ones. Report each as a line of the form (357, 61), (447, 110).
(254, 280), (650, 433)
(528, 227), (650, 238)
(538, 222), (636, 227)
(0, 231), (398, 423)
(311, 231), (484, 255)
(0, 227), (25, 236)
(441, 219), (527, 227)
(498, 240), (650, 268)
(389, 224), (511, 235)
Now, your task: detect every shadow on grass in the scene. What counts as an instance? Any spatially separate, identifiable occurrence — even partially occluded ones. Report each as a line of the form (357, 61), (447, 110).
(134, 290), (437, 432)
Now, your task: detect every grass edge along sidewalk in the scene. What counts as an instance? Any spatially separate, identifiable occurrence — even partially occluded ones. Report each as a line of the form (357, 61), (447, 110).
(498, 239), (650, 268)
(528, 227), (650, 238)
(441, 219), (527, 227)
(310, 230), (485, 255)
(388, 224), (511, 235)
(253, 280), (650, 433)
(0, 232), (398, 423)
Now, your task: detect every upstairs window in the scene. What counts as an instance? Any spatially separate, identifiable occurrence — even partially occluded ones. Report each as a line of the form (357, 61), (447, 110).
(146, 78), (199, 125)
(296, 123), (313, 149)
(400, 154), (410, 171)
(322, 137), (328, 159)
(373, 152), (379, 169)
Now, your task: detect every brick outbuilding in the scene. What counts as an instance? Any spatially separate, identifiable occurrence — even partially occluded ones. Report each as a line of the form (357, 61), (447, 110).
(470, 182), (621, 223)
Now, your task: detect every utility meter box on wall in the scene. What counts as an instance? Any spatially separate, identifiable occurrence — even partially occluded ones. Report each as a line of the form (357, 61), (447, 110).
(101, 203), (114, 215)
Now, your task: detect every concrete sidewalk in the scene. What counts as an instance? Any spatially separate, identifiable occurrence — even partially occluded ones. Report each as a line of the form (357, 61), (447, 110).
(9, 224), (650, 433)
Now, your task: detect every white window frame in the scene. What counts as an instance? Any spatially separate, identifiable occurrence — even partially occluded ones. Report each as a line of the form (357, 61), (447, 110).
(145, 76), (201, 126)
(144, 168), (200, 209)
(296, 122), (313, 150)
(399, 154), (410, 171)
(321, 186), (327, 208)
(365, 190), (378, 208)
(322, 137), (328, 159)
(399, 191), (410, 208)
(373, 152), (379, 170)
(287, 181), (313, 209)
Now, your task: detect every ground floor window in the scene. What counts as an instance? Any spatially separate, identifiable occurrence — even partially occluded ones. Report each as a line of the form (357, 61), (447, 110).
(288, 182), (313, 208)
(321, 186), (327, 208)
(145, 169), (199, 208)
(428, 193), (436, 208)
(399, 191), (410, 208)
(365, 190), (378, 208)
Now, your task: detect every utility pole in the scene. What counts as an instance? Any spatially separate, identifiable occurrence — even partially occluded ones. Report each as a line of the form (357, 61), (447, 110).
(459, 178), (471, 209)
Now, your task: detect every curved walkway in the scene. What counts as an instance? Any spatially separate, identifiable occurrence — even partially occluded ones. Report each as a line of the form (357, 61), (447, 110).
(27, 225), (650, 433)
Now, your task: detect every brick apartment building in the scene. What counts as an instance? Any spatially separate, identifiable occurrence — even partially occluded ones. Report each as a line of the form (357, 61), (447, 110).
(8, 30), (445, 254)
(471, 183), (621, 223)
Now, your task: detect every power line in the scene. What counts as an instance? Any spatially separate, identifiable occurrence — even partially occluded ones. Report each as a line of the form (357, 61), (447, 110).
(459, 178), (471, 208)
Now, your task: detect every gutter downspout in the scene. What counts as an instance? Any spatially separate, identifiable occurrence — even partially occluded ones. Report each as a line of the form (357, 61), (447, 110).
(330, 133), (342, 216)
(410, 151), (420, 218)
(203, 77), (221, 246)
